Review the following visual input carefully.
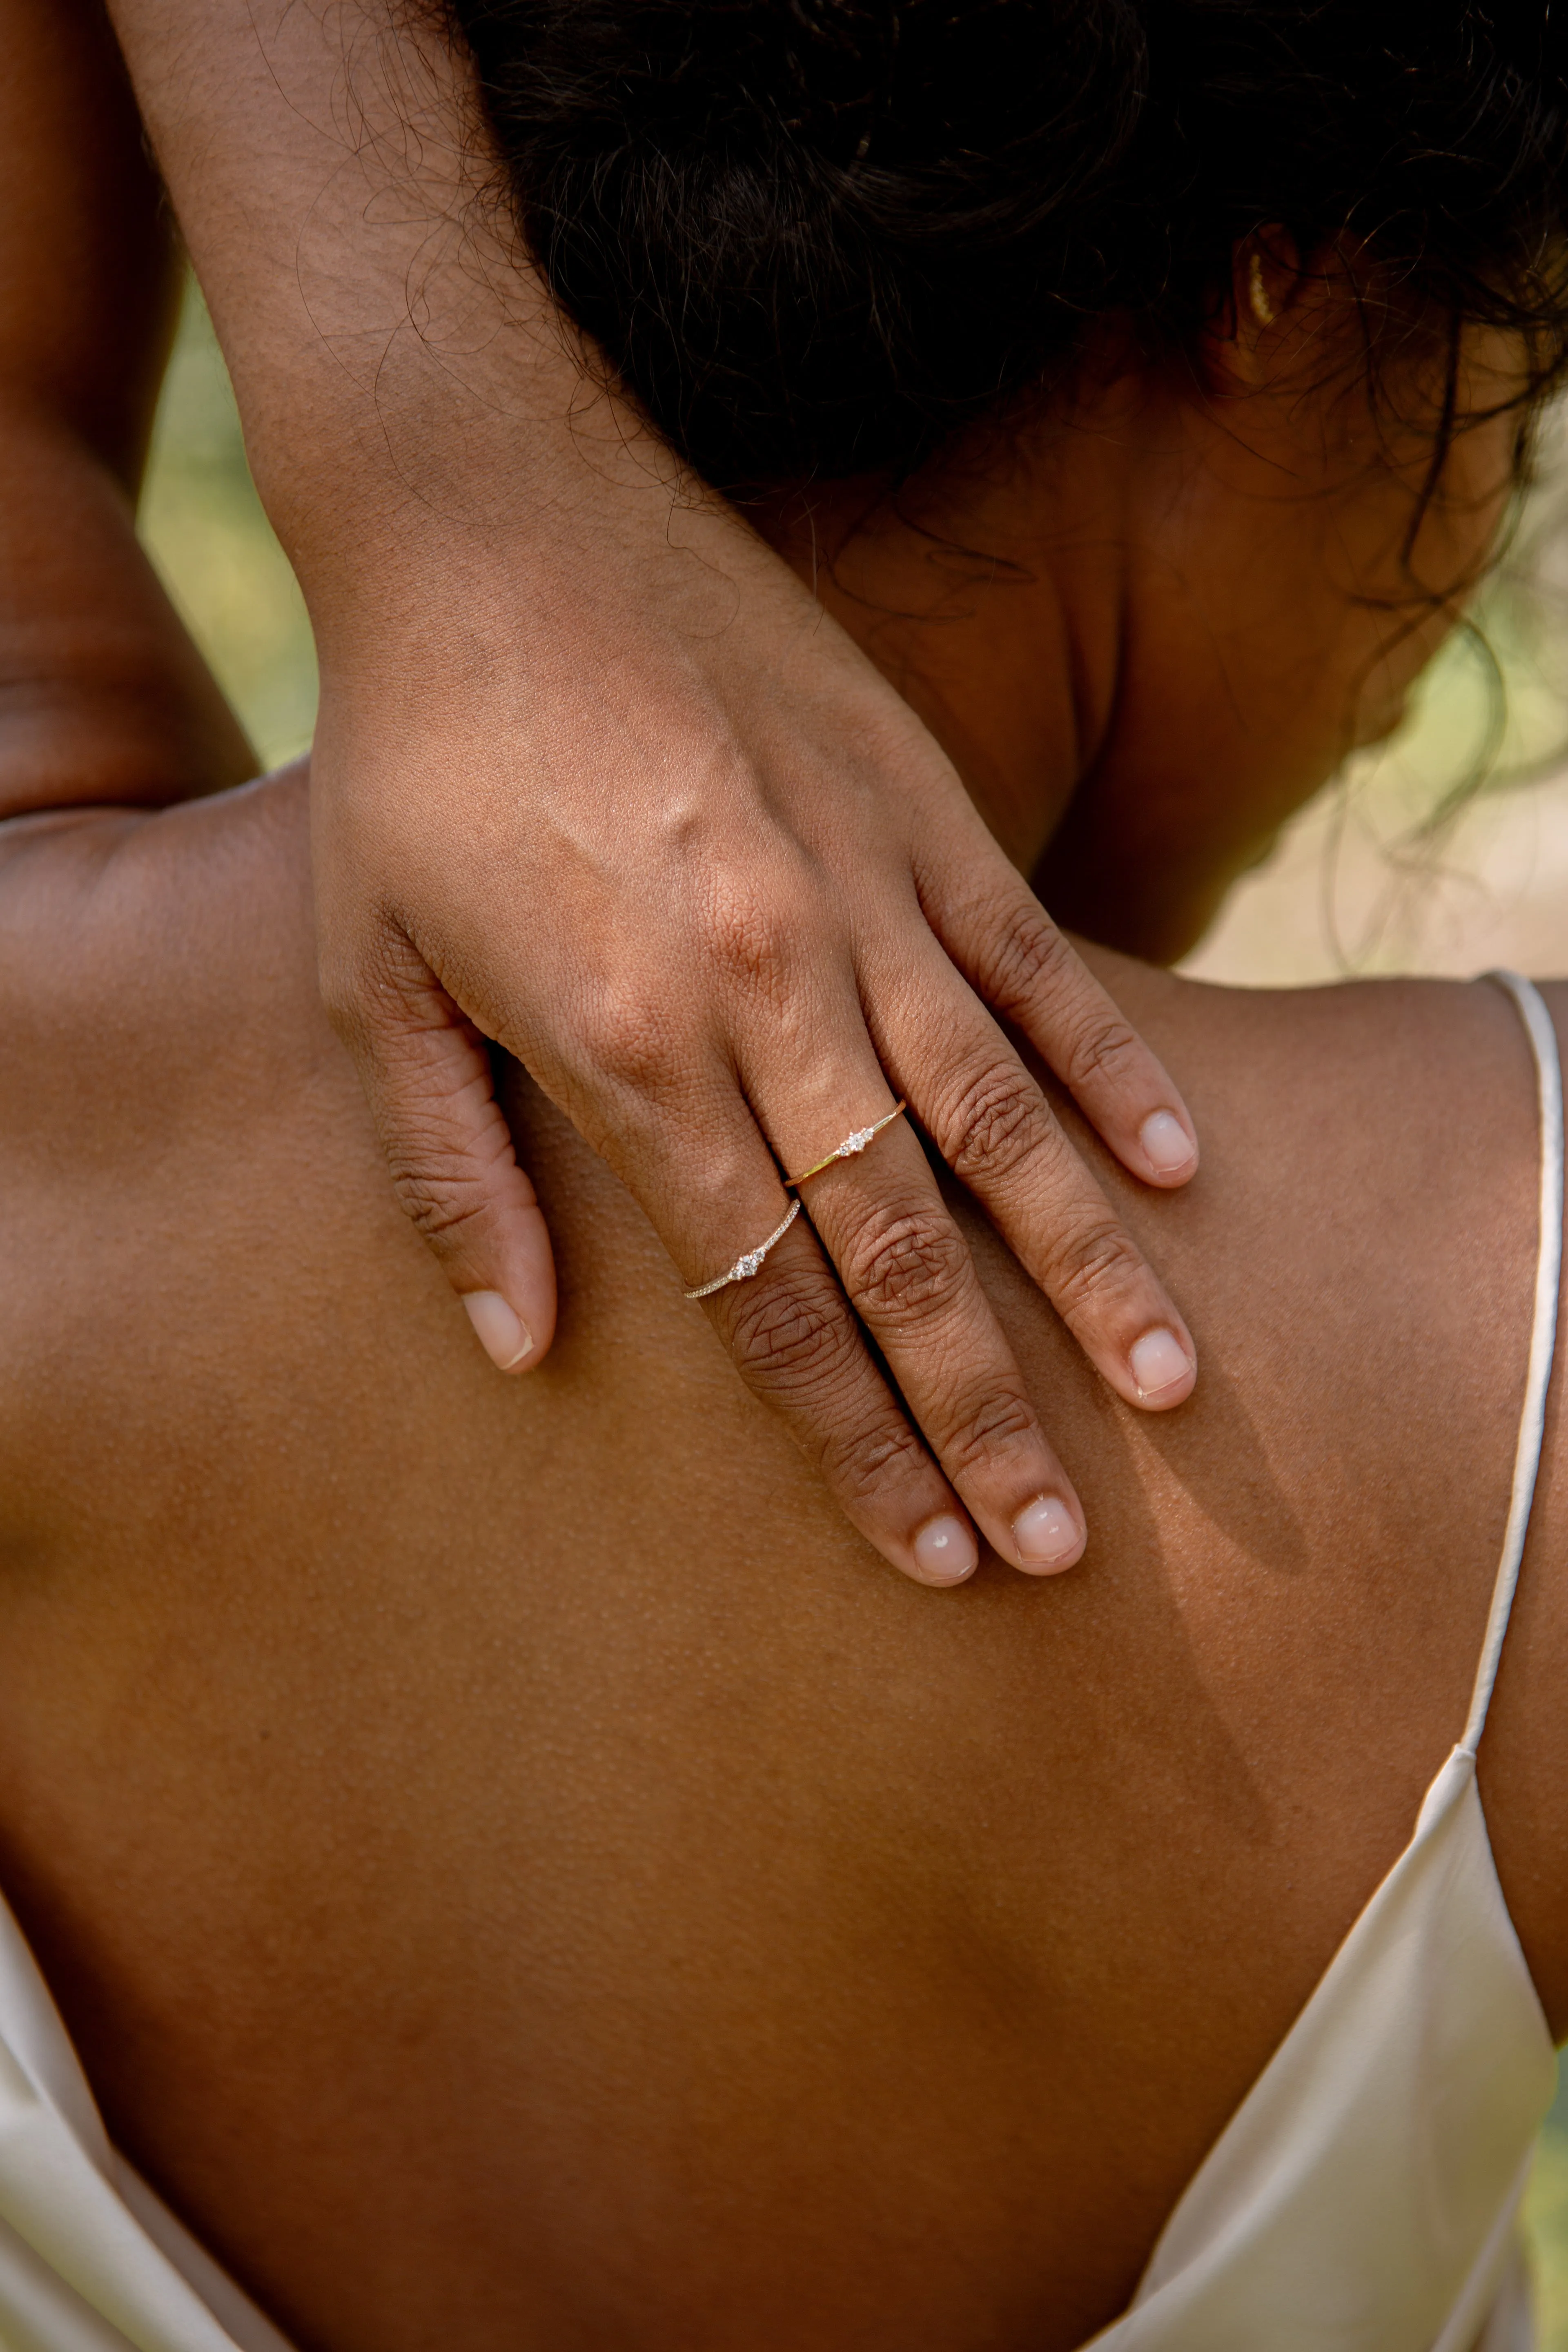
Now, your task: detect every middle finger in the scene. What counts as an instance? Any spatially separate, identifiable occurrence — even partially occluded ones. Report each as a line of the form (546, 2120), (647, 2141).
(750, 1048), (1089, 1575)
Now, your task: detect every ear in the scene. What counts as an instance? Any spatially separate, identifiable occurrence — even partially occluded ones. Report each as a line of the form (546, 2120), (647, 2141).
(1196, 230), (1314, 393)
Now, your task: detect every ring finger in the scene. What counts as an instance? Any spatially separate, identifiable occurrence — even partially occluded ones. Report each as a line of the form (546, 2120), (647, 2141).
(744, 1043), (1089, 1576)
(638, 1074), (981, 1586)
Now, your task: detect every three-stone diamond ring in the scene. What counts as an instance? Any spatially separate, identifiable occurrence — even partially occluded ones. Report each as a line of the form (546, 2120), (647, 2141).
(785, 1100), (908, 1190)
(682, 1102), (909, 1301)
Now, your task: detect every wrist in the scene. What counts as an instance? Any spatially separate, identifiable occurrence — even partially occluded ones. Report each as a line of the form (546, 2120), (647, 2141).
(279, 401), (772, 692)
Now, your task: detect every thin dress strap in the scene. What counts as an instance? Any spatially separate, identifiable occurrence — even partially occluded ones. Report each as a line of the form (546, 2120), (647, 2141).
(1460, 971), (1565, 1755)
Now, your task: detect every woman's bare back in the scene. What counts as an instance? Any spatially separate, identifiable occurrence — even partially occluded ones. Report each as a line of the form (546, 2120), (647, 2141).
(0, 770), (1565, 2352)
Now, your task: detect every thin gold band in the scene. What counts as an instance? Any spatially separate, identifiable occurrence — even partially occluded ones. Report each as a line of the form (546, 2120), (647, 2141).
(683, 1199), (802, 1301)
(787, 1101), (908, 1189)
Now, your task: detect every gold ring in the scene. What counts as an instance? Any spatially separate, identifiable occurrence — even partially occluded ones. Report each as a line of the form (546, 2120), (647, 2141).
(787, 1101), (908, 1189)
(683, 1200), (801, 1300)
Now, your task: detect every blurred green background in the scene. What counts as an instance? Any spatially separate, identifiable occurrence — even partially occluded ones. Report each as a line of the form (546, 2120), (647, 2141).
(136, 271), (1568, 2330)
(139, 281), (316, 771)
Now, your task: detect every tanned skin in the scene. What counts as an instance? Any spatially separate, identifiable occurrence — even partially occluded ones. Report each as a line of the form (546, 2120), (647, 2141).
(2, 8), (1566, 2352)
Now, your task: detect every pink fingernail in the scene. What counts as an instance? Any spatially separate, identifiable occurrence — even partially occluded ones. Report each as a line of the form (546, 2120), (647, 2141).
(1129, 1326), (1194, 1402)
(1140, 1110), (1196, 1177)
(912, 1515), (979, 1586)
(463, 1291), (535, 1372)
(1011, 1495), (1083, 1571)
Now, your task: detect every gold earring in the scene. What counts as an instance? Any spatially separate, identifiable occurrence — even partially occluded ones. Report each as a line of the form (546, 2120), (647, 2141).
(1248, 252), (1277, 327)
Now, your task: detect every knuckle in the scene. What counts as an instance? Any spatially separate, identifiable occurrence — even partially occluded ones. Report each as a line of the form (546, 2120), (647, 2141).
(579, 991), (681, 1096)
(841, 1204), (970, 1325)
(944, 1388), (1042, 1479)
(973, 896), (1074, 1016)
(698, 881), (810, 1002)
(724, 1266), (859, 1398)
(963, 898), (1152, 1098)
(719, 1264), (942, 1515)
(318, 926), (437, 1047)
(1043, 1216), (1149, 1321)
(1059, 1011), (1143, 1096)
(384, 1147), (497, 1251)
(817, 1411), (932, 1508)
(942, 1060), (1047, 1188)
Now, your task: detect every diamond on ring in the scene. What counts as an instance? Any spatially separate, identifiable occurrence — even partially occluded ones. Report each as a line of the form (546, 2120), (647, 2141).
(683, 1200), (802, 1301)
(787, 1101), (909, 1190)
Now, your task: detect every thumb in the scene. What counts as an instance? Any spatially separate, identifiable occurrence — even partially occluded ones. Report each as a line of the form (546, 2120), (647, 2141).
(322, 925), (558, 1372)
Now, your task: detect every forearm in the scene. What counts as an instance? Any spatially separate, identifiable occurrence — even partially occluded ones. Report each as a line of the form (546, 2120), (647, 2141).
(101, 2), (703, 637)
(0, 0), (177, 488)
(0, 0), (253, 815)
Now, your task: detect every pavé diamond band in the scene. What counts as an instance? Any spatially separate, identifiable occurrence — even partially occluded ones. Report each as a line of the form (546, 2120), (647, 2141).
(787, 1100), (908, 1190)
(683, 1199), (802, 1301)
(682, 1100), (907, 1300)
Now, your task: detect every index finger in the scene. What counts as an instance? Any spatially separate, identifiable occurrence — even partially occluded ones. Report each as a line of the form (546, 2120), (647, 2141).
(916, 850), (1200, 1189)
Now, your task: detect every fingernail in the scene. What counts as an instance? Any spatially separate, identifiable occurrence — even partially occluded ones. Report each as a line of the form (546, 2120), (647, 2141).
(462, 1291), (535, 1372)
(911, 1515), (980, 1586)
(1011, 1494), (1084, 1572)
(1140, 1110), (1196, 1177)
(1129, 1326), (1195, 1402)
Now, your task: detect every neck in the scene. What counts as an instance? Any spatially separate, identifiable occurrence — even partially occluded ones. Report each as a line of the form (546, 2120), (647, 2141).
(751, 391), (1259, 967)
(751, 339), (1429, 969)
(753, 424), (1125, 878)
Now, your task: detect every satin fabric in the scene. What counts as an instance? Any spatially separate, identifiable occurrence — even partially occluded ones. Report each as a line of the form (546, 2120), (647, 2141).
(1087, 1753), (1556, 2350)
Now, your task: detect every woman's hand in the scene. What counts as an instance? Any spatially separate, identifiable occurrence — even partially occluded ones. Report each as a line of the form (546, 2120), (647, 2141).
(109, 0), (1198, 1585)
(312, 466), (1198, 1587)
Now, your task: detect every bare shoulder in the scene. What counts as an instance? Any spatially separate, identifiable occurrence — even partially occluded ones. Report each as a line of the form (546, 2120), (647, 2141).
(1067, 952), (1542, 1355)
(1081, 953), (1568, 2021)
(1087, 947), (1539, 1133)
(1463, 976), (1568, 2027)
(0, 765), (410, 1536)
(0, 764), (325, 1141)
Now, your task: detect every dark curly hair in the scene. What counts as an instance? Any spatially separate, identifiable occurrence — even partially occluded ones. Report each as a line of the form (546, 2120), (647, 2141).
(446, 0), (1568, 492)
